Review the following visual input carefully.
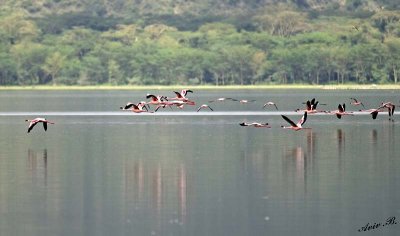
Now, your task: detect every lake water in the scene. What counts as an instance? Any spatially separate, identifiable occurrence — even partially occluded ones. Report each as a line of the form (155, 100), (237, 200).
(0, 89), (399, 236)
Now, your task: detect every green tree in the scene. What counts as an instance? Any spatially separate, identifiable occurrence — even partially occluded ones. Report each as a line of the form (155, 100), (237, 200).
(384, 37), (400, 83)
(42, 51), (66, 85)
(108, 59), (125, 85)
(10, 42), (48, 85)
(0, 11), (39, 44)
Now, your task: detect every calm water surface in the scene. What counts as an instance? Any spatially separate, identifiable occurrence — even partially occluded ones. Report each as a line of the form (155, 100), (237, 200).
(0, 89), (399, 236)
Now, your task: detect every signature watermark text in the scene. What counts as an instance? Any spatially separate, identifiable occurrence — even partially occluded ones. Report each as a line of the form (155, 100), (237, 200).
(358, 216), (397, 232)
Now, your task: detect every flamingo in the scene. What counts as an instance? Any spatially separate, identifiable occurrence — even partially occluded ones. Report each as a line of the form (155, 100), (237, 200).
(232, 99), (256, 104)
(281, 112), (308, 131)
(350, 97), (365, 109)
(146, 94), (171, 107)
(359, 108), (382, 120)
(180, 89), (193, 97)
(239, 122), (270, 128)
(25, 118), (55, 133)
(120, 102), (149, 112)
(208, 98), (236, 103)
(146, 94), (168, 103)
(170, 90), (193, 101)
(130, 104), (152, 113)
(120, 102), (136, 110)
(197, 104), (214, 112)
(330, 104), (354, 119)
(263, 102), (278, 110)
(296, 99), (323, 114)
(379, 102), (395, 119)
(154, 100), (195, 112)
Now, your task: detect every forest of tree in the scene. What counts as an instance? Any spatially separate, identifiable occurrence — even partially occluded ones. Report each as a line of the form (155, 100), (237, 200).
(1, 0), (400, 86)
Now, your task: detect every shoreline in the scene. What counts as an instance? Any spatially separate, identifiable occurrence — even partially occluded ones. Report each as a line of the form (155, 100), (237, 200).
(0, 84), (399, 90)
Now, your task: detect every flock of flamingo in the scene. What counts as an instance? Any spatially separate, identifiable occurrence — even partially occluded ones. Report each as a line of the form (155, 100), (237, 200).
(25, 89), (396, 133)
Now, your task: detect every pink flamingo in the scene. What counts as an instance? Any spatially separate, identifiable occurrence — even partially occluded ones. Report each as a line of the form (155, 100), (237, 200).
(281, 112), (309, 131)
(170, 89), (193, 101)
(239, 122), (271, 128)
(350, 97), (365, 109)
(208, 97), (236, 103)
(330, 104), (354, 119)
(197, 104), (214, 112)
(25, 118), (55, 133)
(379, 102), (395, 120)
(296, 98), (324, 114)
(263, 101), (278, 110)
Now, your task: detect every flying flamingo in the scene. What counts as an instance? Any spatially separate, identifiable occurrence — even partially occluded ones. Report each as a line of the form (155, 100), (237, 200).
(25, 118), (55, 133)
(379, 102), (395, 119)
(281, 112), (309, 131)
(146, 94), (168, 104)
(232, 99), (256, 104)
(359, 101), (395, 120)
(180, 89), (193, 97)
(120, 101), (149, 112)
(197, 104), (214, 112)
(154, 100), (195, 112)
(350, 97), (365, 109)
(208, 98), (236, 103)
(263, 101), (278, 110)
(169, 89), (194, 102)
(296, 99), (322, 114)
(360, 108), (381, 120)
(330, 104), (354, 119)
(239, 122), (271, 128)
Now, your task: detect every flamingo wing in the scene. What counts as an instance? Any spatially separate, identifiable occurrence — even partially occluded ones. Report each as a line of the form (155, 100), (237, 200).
(174, 91), (183, 98)
(350, 97), (358, 103)
(312, 101), (319, 110)
(297, 112), (307, 126)
(124, 103), (135, 110)
(43, 122), (47, 131)
(183, 90), (193, 95)
(27, 121), (39, 133)
(281, 115), (297, 127)
(141, 104), (149, 111)
(310, 98), (316, 106)
(146, 94), (158, 101)
(338, 104), (344, 112)
(390, 105), (395, 116)
(371, 110), (379, 119)
(306, 100), (311, 110)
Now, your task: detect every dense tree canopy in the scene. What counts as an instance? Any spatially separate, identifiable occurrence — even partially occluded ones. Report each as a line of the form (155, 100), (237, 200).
(0, 0), (400, 85)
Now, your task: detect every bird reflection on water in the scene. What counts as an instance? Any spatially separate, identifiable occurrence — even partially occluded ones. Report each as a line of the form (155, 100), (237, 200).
(122, 158), (188, 234)
(282, 130), (317, 196)
(27, 149), (48, 187)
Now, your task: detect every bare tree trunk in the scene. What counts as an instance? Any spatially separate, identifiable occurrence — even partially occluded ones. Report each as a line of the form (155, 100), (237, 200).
(239, 61), (243, 85)
(337, 71), (340, 84)
(328, 70), (331, 84)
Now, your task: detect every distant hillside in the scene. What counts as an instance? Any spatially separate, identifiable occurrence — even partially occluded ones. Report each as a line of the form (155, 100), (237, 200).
(1, 0), (400, 86)
(6, 0), (398, 16)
